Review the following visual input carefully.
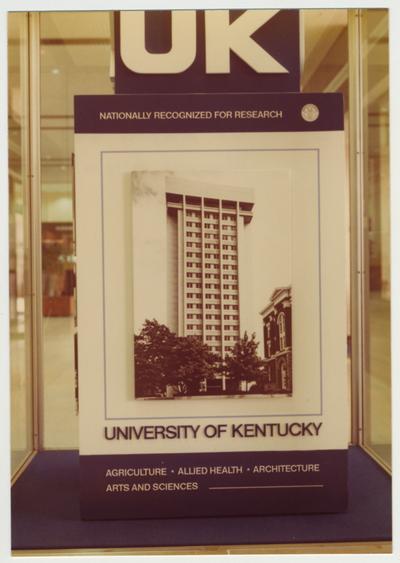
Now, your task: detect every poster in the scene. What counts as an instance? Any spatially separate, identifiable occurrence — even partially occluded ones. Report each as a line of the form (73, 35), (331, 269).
(74, 91), (349, 519)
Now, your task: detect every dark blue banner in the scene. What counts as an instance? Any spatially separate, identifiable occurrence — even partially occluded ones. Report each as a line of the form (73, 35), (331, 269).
(74, 92), (343, 134)
(80, 449), (347, 519)
(114, 10), (300, 94)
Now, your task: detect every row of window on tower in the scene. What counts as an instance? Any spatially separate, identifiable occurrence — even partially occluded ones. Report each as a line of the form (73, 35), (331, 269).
(187, 283), (238, 289)
(187, 314), (239, 320)
(186, 252), (237, 259)
(187, 313), (239, 326)
(186, 225), (237, 237)
(186, 210), (237, 220)
(187, 273), (238, 279)
(186, 222), (238, 230)
(186, 232), (237, 240)
(186, 242), (237, 250)
(187, 303), (239, 310)
(186, 222), (237, 230)
(187, 324), (238, 330)
(187, 293), (238, 300)
(187, 263), (238, 270)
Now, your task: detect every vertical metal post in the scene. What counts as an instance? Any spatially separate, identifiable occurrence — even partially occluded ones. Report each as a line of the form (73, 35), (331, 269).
(28, 12), (43, 451)
(348, 9), (366, 446)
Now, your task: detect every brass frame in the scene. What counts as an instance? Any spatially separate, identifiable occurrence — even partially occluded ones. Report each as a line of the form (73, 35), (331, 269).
(27, 11), (43, 453)
(11, 541), (392, 557)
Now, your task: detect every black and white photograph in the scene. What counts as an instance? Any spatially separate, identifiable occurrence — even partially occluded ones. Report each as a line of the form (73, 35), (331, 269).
(132, 170), (293, 399)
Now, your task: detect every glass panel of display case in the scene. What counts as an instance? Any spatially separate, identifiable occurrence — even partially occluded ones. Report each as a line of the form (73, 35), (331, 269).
(8, 12), (34, 475)
(362, 9), (391, 469)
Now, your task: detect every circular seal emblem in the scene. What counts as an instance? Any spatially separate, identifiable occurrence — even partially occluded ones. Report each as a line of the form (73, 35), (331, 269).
(301, 104), (319, 122)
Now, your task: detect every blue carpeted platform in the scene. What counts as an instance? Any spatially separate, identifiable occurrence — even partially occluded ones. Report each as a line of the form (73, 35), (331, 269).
(11, 446), (391, 550)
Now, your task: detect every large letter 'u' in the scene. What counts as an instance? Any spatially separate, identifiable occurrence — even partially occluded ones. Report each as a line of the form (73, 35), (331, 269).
(120, 11), (197, 74)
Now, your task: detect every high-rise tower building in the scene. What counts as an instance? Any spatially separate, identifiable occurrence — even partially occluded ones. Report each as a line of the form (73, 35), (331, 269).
(166, 176), (254, 358)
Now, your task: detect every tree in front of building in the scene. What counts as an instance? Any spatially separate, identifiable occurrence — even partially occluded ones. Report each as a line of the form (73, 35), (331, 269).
(224, 332), (264, 392)
(173, 335), (220, 395)
(134, 319), (177, 397)
(134, 319), (220, 397)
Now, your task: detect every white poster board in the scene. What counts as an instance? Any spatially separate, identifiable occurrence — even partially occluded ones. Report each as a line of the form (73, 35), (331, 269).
(74, 92), (349, 519)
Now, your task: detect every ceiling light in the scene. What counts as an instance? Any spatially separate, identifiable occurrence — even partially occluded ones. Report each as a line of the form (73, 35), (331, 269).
(51, 68), (60, 75)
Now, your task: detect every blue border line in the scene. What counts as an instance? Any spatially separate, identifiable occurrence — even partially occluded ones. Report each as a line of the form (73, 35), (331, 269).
(100, 147), (322, 421)
(100, 152), (108, 419)
(317, 149), (323, 413)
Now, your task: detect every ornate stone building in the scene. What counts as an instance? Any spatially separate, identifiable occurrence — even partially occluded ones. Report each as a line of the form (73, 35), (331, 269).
(260, 287), (292, 395)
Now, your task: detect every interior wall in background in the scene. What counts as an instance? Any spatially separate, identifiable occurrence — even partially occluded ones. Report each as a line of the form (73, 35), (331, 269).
(40, 11), (113, 449)
(42, 187), (73, 222)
